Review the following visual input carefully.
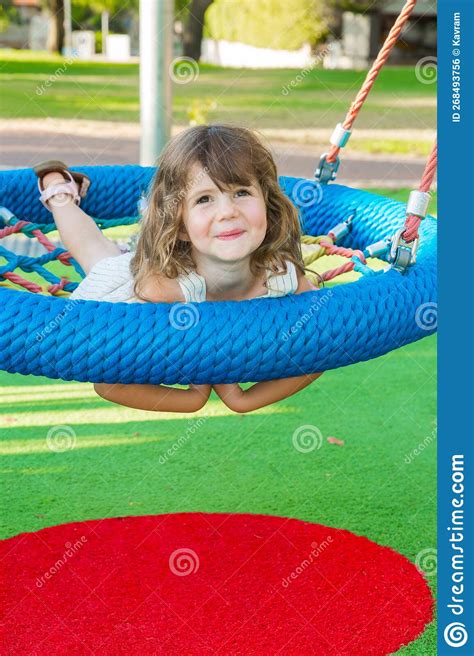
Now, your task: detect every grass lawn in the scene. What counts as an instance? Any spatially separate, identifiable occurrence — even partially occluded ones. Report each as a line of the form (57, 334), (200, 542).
(0, 50), (436, 137)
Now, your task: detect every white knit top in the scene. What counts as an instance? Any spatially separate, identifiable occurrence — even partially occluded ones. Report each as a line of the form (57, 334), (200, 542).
(69, 252), (299, 303)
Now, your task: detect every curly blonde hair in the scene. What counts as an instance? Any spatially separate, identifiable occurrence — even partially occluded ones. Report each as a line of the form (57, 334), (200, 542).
(130, 124), (307, 301)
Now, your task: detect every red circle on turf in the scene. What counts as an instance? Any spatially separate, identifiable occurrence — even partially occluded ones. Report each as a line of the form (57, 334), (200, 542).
(2, 513), (433, 655)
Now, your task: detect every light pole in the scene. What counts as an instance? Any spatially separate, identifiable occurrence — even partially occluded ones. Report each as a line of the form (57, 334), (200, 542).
(101, 11), (109, 57)
(139, 0), (173, 166)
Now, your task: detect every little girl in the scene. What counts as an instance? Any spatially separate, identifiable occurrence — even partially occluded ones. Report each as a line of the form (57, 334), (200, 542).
(35, 124), (323, 413)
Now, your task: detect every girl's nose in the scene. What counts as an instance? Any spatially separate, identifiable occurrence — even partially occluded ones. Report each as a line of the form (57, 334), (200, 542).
(217, 193), (237, 219)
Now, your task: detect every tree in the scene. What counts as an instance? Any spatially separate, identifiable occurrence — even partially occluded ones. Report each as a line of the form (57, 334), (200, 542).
(331, 0), (373, 11)
(42, 0), (139, 54)
(42, 0), (65, 53)
(73, 0), (138, 16)
(0, 0), (20, 33)
(205, 0), (327, 52)
(181, 0), (214, 61)
(72, 0), (138, 31)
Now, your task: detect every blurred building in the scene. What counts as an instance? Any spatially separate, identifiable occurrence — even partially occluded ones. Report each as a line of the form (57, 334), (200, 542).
(325, 0), (436, 69)
(10, 0), (39, 19)
(0, 0), (41, 49)
(377, 0), (436, 61)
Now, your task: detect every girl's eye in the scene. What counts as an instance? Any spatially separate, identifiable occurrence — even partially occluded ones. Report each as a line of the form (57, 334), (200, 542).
(236, 189), (250, 196)
(196, 195), (210, 205)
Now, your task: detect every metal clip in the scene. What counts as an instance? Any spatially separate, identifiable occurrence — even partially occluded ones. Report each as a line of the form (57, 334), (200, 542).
(364, 237), (391, 259)
(389, 228), (419, 273)
(137, 192), (149, 218)
(314, 153), (340, 184)
(406, 190), (430, 218)
(329, 213), (355, 242)
(330, 123), (352, 148)
(0, 206), (15, 226)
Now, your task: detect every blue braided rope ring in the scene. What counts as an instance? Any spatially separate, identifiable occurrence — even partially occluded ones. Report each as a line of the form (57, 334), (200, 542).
(0, 166), (436, 384)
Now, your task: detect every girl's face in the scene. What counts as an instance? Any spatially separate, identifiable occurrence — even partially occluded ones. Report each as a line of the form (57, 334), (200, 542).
(180, 164), (267, 264)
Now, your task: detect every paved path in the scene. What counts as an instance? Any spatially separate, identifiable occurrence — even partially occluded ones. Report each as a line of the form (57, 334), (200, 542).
(1, 129), (429, 188)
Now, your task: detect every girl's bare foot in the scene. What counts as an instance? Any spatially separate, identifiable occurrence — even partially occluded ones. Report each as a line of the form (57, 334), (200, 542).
(42, 171), (68, 188)
(39, 171), (76, 209)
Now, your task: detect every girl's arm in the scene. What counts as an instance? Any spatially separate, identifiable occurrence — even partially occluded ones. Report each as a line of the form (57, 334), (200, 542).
(42, 172), (121, 274)
(94, 382), (212, 413)
(214, 373), (323, 414)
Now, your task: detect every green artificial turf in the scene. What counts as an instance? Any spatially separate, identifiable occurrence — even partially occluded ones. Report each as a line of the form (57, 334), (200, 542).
(0, 50), (436, 133)
(0, 333), (437, 655)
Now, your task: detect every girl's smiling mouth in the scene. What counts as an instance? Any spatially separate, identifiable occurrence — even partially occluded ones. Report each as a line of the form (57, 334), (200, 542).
(216, 230), (245, 240)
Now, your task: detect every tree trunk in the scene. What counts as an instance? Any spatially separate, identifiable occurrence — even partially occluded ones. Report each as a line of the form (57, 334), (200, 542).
(182, 0), (213, 61)
(46, 0), (65, 53)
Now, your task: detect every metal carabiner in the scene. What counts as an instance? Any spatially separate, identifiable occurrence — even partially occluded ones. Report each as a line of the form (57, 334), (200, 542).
(389, 228), (419, 273)
(314, 153), (340, 184)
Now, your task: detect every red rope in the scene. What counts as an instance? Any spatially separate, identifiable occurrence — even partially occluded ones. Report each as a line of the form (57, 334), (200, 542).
(48, 277), (69, 295)
(323, 261), (355, 282)
(33, 229), (73, 266)
(327, 0), (417, 164)
(1, 271), (42, 293)
(0, 221), (73, 267)
(0, 271), (70, 295)
(320, 240), (366, 263)
(419, 142), (438, 193)
(402, 141), (437, 243)
(0, 220), (74, 293)
(319, 240), (367, 281)
(0, 221), (31, 238)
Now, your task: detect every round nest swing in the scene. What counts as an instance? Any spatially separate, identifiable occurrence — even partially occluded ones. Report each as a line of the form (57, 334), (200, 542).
(0, 167), (436, 385)
(0, 0), (436, 386)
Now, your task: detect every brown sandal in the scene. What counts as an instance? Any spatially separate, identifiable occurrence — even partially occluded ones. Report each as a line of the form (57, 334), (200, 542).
(33, 160), (91, 211)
